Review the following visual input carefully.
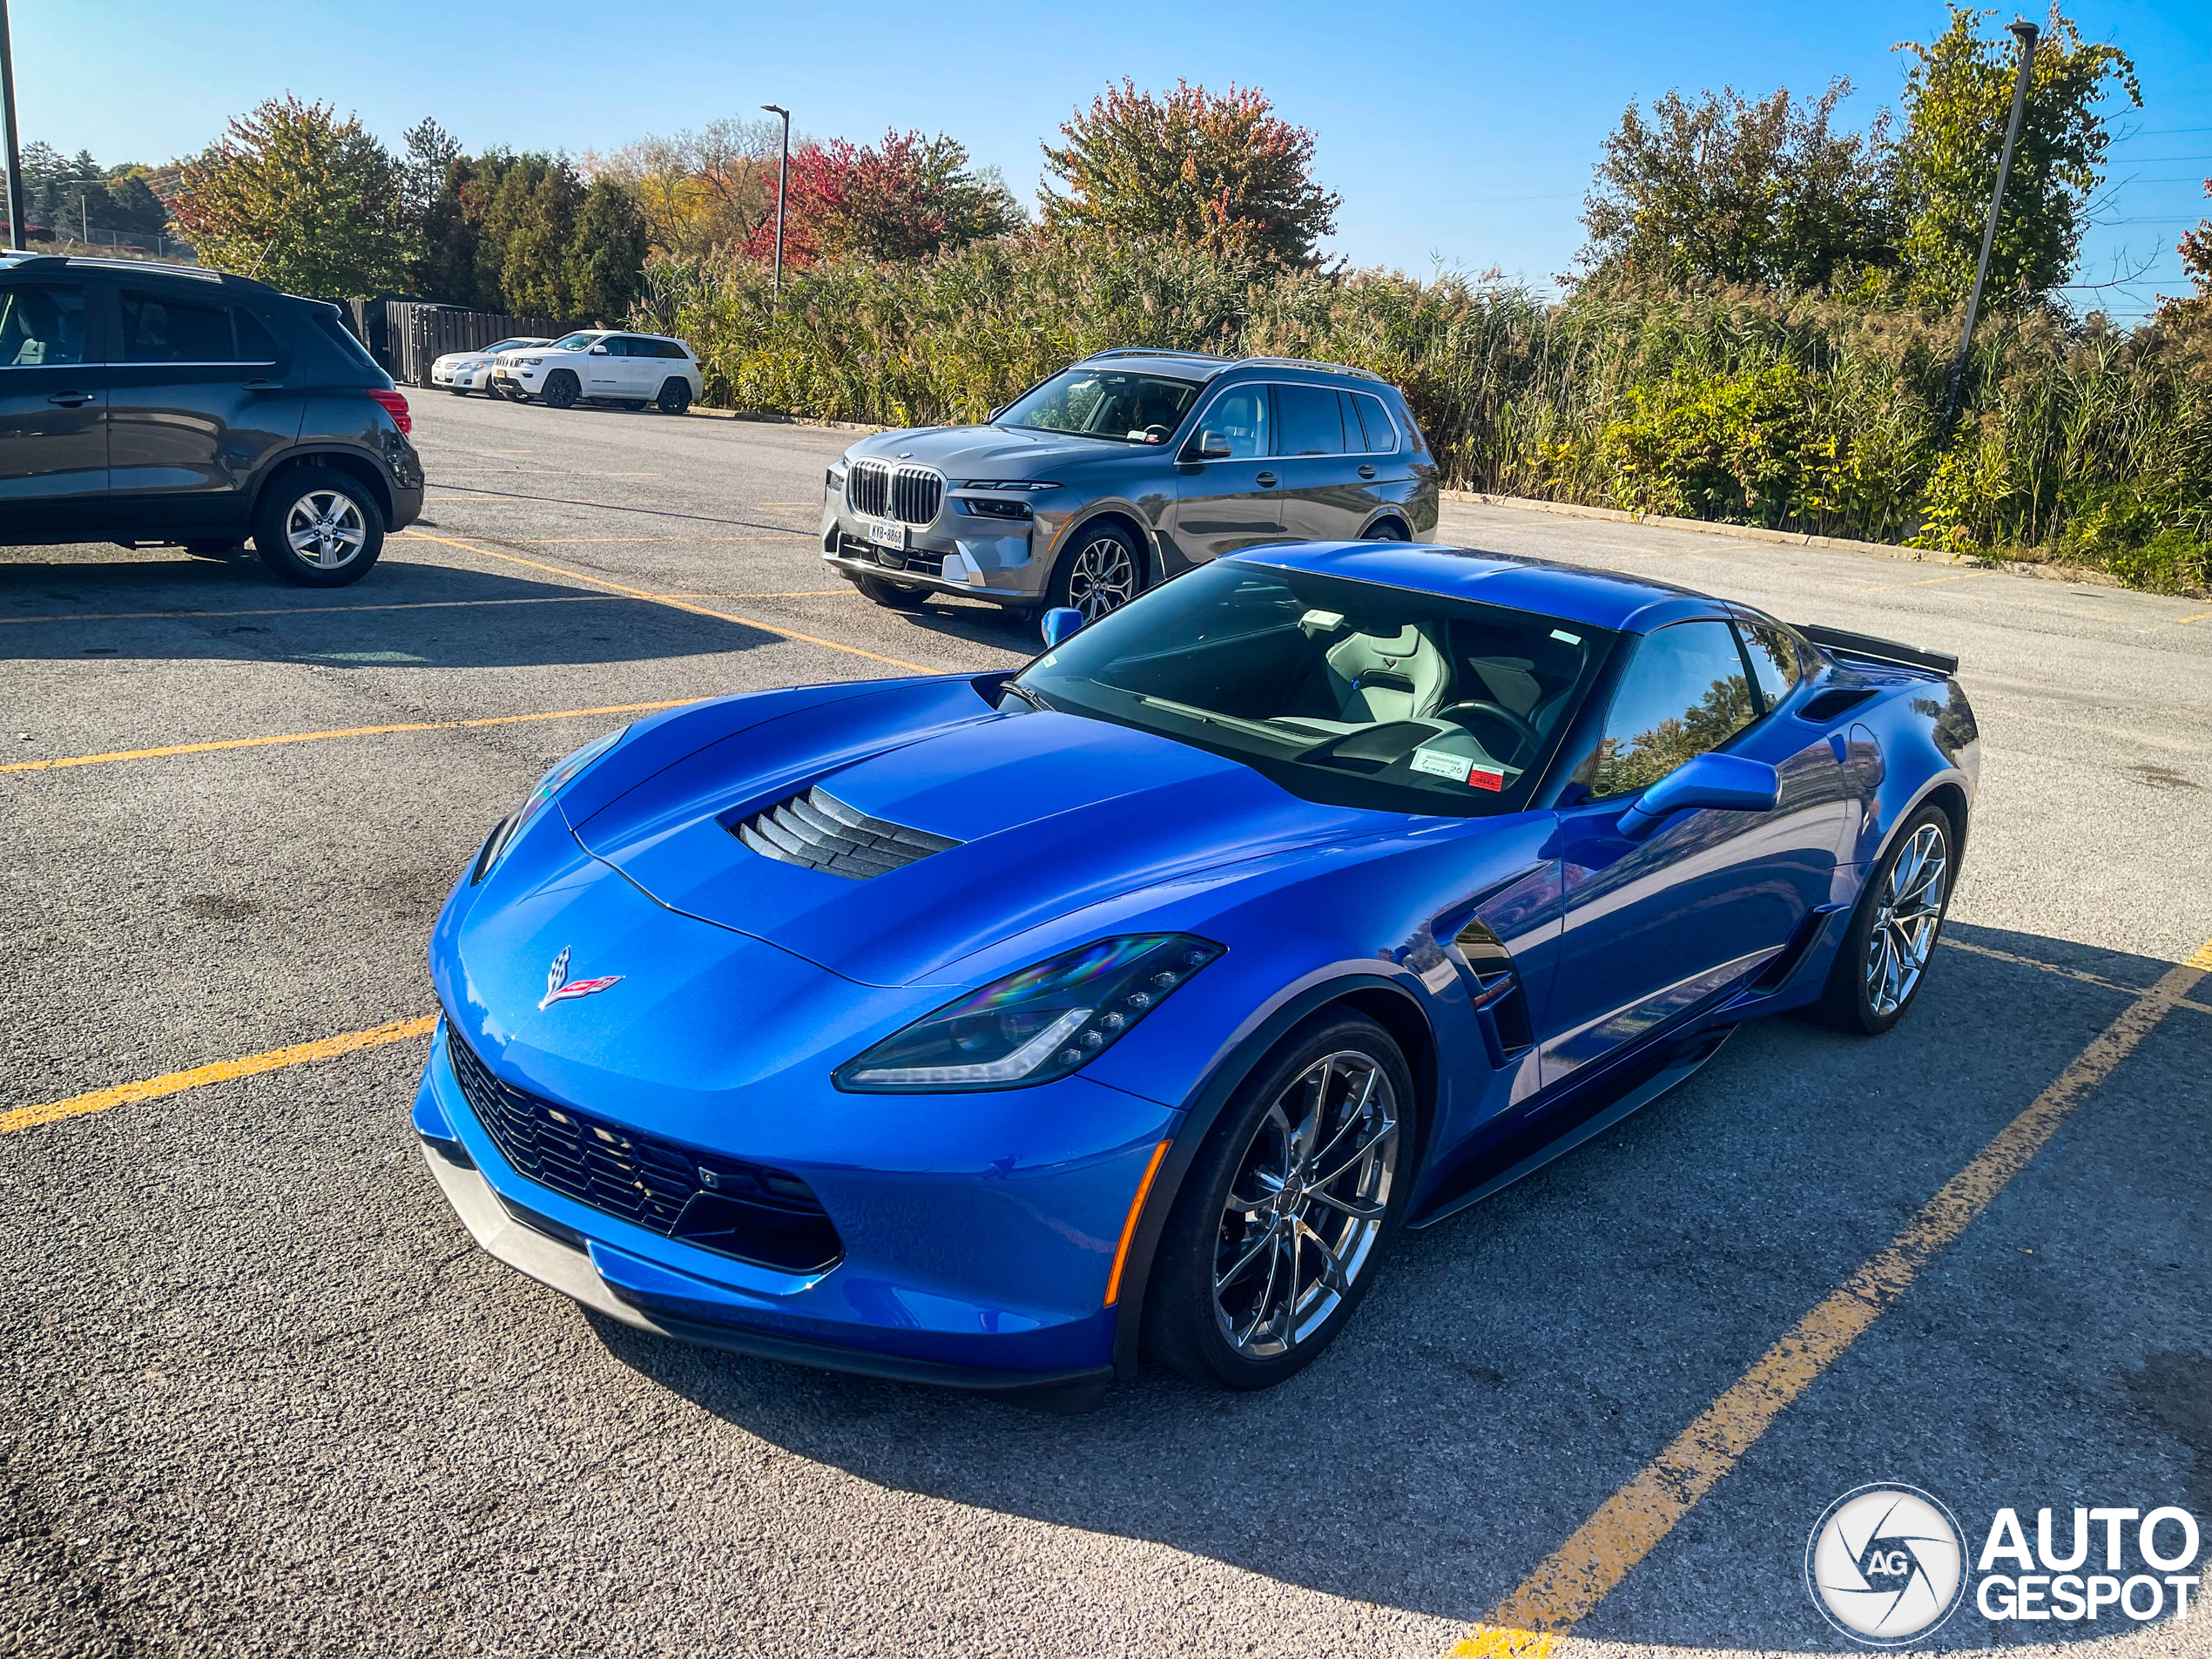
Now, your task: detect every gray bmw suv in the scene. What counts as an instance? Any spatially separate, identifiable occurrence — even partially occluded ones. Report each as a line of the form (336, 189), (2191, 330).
(820, 349), (1439, 620)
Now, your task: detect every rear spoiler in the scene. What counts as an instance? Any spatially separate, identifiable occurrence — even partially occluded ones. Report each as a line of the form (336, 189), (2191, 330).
(1797, 624), (1959, 678)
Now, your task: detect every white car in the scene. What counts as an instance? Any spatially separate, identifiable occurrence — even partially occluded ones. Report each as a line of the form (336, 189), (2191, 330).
(431, 337), (551, 396)
(489, 330), (702, 414)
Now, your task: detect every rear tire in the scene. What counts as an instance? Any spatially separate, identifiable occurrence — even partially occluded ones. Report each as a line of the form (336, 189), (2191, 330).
(1143, 1013), (1412, 1390)
(1362, 518), (1410, 541)
(657, 378), (692, 415)
(541, 371), (579, 410)
(1813, 803), (1955, 1035)
(253, 467), (385, 588)
(851, 572), (929, 610)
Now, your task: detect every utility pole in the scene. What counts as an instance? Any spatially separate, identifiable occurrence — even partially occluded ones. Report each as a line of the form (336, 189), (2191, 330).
(0, 0), (27, 252)
(1939, 18), (2040, 447)
(761, 103), (790, 311)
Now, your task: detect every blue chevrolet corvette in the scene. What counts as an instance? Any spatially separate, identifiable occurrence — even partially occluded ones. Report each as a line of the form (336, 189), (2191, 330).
(415, 541), (1978, 1407)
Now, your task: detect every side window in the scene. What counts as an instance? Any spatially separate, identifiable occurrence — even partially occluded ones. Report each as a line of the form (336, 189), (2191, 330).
(233, 307), (280, 361)
(1579, 620), (1757, 799)
(0, 284), (91, 366)
(1351, 393), (1399, 454)
(1739, 623), (1803, 710)
(120, 291), (236, 362)
(1274, 383), (1345, 455)
(654, 339), (688, 359)
(1196, 386), (1268, 460)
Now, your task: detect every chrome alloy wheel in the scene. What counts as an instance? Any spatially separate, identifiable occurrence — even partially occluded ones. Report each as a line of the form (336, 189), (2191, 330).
(1865, 821), (1948, 1017)
(1065, 534), (1137, 620)
(283, 489), (368, 571)
(1212, 1051), (1399, 1359)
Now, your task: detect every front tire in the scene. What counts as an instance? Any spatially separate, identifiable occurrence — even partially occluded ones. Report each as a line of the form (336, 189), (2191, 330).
(656, 378), (692, 415)
(540, 370), (579, 410)
(1143, 1015), (1412, 1390)
(850, 572), (929, 609)
(1814, 803), (1955, 1035)
(1049, 523), (1143, 623)
(253, 468), (385, 588)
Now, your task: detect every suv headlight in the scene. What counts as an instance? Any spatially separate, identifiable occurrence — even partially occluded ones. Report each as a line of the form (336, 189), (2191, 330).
(470, 727), (626, 885)
(834, 934), (1223, 1091)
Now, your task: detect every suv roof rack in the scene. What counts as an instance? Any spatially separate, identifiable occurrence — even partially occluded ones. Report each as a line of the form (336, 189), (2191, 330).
(1082, 347), (1231, 364)
(1235, 354), (1386, 383)
(2, 253), (269, 291)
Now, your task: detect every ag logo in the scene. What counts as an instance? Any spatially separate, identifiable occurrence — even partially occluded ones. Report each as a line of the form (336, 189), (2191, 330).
(1806, 1484), (1967, 1645)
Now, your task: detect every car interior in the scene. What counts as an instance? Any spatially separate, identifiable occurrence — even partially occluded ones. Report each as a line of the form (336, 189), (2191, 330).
(0, 286), (87, 367)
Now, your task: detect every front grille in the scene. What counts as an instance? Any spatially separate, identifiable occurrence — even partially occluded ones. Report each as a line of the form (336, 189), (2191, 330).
(446, 1028), (843, 1274)
(733, 785), (961, 880)
(846, 458), (942, 526)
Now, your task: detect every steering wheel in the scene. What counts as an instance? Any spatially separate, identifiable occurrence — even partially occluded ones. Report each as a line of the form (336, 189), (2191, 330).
(1435, 698), (1541, 764)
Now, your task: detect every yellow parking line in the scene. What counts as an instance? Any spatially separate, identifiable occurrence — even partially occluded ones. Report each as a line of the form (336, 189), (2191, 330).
(1856, 572), (1986, 592)
(402, 529), (938, 674)
(1451, 932), (2212, 1650)
(1, 596), (624, 626)
(2, 699), (694, 774)
(430, 469), (664, 477)
(2, 1015), (435, 1135)
(488, 536), (807, 544)
(1945, 936), (2212, 1015)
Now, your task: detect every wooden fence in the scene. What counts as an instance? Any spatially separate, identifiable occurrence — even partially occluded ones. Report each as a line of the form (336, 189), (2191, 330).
(385, 303), (570, 387)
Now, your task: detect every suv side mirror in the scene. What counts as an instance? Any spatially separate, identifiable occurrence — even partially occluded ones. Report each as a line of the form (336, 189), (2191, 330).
(1040, 607), (1085, 648)
(1617, 752), (1778, 840)
(1191, 430), (1233, 462)
(588, 343), (610, 355)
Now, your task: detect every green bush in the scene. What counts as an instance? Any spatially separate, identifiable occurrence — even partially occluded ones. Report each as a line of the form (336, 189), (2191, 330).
(634, 232), (2212, 595)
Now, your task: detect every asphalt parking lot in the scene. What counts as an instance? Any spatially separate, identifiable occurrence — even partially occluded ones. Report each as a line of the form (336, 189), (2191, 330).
(4, 391), (2209, 1659)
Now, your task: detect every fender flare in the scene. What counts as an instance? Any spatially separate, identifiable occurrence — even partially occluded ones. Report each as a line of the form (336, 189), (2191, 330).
(1109, 968), (1436, 1381)
(1049, 503), (1170, 589)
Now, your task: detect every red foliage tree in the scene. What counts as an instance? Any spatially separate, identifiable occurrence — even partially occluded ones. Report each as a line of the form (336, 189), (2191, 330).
(744, 130), (1019, 268)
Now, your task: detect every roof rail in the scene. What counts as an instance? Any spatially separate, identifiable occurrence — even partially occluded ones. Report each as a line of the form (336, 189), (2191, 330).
(64, 256), (230, 284)
(0, 253), (70, 273)
(1235, 354), (1386, 383)
(1082, 347), (1231, 363)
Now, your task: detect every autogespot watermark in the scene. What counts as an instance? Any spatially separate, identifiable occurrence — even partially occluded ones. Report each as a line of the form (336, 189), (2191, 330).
(1806, 1484), (2202, 1647)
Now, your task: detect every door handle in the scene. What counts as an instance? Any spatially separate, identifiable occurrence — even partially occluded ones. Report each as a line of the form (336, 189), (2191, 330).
(46, 391), (94, 408)
(1357, 464), (1377, 480)
(1255, 471), (1277, 487)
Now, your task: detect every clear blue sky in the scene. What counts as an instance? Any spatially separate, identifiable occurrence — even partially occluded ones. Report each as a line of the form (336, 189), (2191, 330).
(11, 0), (2209, 319)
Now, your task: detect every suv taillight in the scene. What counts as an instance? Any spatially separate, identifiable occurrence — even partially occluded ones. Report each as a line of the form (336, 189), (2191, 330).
(368, 389), (412, 434)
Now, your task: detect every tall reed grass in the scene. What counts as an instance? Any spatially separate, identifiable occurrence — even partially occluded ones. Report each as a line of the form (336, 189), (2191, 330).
(632, 230), (2211, 593)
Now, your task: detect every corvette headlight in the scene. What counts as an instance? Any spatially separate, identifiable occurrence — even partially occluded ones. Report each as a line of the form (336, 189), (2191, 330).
(470, 727), (626, 885)
(834, 934), (1223, 1092)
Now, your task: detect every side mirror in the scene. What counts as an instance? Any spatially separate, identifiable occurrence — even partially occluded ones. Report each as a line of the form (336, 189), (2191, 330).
(588, 343), (609, 355)
(1040, 606), (1085, 648)
(1617, 752), (1779, 841)
(1191, 430), (1232, 462)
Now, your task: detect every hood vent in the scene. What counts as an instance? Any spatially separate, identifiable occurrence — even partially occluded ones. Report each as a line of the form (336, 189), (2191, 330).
(733, 786), (961, 880)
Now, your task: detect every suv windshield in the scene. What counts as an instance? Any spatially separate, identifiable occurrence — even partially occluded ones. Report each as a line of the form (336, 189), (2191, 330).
(550, 332), (606, 350)
(997, 367), (1202, 446)
(1012, 560), (1616, 815)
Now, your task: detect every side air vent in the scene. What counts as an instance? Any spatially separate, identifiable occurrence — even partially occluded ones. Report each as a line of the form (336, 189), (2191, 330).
(1453, 917), (1534, 1062)
(1797, 687), (1876, 723)
(733, 786), (962, 880)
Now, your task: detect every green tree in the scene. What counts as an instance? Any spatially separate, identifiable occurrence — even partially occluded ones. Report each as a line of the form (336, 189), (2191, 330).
(1893, 6), (2140, 309)
(401, 117), (462, 228)
(101, 170), (170, 235)
(412, 154), (481, 302)
(566, 177), (651, 321)
(168, 97), (408, 295)
(1578, 81), (1897, 290)
(1040, 79), (1339, 264)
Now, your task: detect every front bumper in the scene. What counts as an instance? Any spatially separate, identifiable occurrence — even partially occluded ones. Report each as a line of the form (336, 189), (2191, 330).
(818, 507), (1043, 606)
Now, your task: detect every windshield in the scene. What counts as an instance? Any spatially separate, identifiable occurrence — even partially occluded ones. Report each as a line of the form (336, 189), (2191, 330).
(997, 367), (1202, 446)
(1011, 560), (1617, 815)
(550, 332), (605, 350)
(486, 338), (540, 354)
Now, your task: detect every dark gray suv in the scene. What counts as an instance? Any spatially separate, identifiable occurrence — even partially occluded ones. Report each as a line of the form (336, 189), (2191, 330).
(0, 253), (423, 586)
(820, 349), (1440, 620)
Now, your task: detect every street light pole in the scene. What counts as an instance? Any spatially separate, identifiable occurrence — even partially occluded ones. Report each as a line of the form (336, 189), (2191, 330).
(760, 103), (790, 312)
(0, 0), (29, 252)
(1939, 19), (2040, 447)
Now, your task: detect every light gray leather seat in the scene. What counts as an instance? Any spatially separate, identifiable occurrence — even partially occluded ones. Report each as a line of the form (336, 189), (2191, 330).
(1322, 624), (1450, 724)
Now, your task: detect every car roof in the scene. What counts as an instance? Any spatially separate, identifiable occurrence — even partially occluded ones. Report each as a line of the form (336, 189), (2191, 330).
(1227, 541), (1730, 633)
(1076, 347), (1387, 388)
(0, 253), (280, 295)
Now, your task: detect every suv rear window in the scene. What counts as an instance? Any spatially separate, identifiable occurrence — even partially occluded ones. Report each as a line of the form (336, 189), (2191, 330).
(317, 314), (382, 372)
(119, 291), (238, 361)
(1349, 393), (1398, 454)
(1275, 384), (1345, 455)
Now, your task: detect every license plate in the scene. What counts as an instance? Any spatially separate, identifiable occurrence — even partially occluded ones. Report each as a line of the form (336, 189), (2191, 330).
(865, 517), (906, 550)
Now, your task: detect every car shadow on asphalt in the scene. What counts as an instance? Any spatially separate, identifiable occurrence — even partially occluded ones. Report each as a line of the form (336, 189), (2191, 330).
(583, 922), (2209, 1650)
(0, 553), (794, 670)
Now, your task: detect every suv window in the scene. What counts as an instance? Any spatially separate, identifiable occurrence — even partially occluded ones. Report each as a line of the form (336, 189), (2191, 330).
(1349, 393), (1398, 454)
(1738, 622), (1803, 709)
(1193, 385), (1269, 459)
(1275, 383), (1345, 455)
(0, 284), (91, 366)
(1578, 619), (1757, 799)
(652, 339), (689, 359)
(120, 290), (236, 361)
(234, 307), (280, 361)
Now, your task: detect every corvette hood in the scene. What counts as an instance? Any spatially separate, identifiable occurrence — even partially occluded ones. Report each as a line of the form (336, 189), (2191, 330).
(573, 707), (1385, 987)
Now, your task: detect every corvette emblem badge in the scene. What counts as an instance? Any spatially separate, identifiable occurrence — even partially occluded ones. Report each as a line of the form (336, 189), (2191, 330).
(538, 946), (623, 1010)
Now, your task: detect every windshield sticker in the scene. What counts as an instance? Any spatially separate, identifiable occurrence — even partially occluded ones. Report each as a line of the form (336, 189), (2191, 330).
(1412, 747), (1506, 791)
(1299, 609), (1345, 637)
(1550, 629), (1582, 644)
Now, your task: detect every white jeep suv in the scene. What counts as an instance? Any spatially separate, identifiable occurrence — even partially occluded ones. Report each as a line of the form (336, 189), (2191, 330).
(490, 330), (702, 413)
